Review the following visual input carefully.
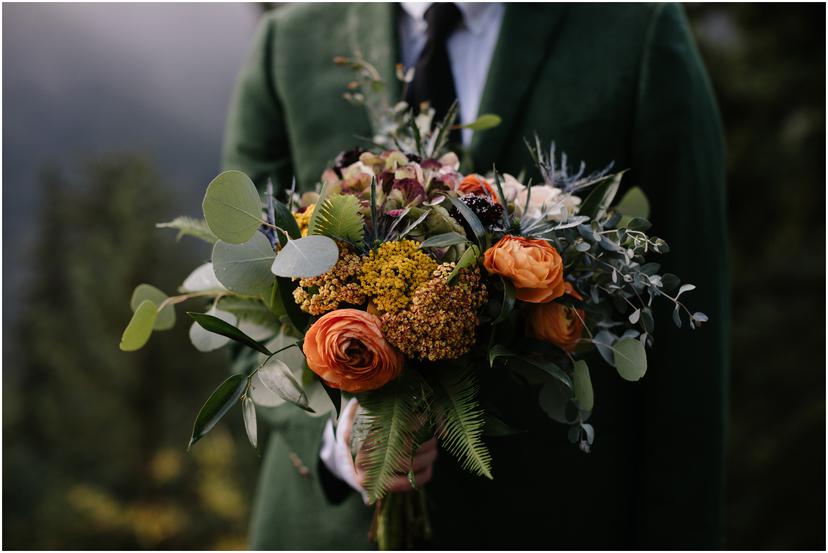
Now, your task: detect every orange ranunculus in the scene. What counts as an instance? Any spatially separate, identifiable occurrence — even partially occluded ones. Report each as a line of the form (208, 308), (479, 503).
(458, 173), (498, 201)
(483, 235), (565, 303)
(303, 308), (404, 393)
(527, 282), (585, 352)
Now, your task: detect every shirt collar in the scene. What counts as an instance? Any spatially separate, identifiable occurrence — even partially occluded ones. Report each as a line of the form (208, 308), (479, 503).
(399, 2), (502, 36)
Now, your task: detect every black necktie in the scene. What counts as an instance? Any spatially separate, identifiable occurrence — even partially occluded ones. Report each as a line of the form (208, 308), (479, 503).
(405, 3), (463, 142)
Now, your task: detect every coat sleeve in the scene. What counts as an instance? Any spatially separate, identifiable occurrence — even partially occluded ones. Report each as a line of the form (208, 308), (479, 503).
(630, 4), (730, 548)
(221, 13), (294, 192)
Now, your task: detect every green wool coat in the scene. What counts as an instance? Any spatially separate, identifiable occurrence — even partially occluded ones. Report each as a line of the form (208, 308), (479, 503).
(221, 3), (730, 549)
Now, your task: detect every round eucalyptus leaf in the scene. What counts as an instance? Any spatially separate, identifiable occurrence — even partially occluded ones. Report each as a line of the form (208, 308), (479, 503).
(182, 262), (225, 293)
(212, 233), (276, 299)
(120, 299), (157, 351)
(130, 284), (175, 330)
(189, 307), (237, 352)
(572, 360), (594, 412)
(613, 337), (647, 381)
(538, 378), (573, 424)
(270, 235), (339, 279)
(202, 170), (263, 244)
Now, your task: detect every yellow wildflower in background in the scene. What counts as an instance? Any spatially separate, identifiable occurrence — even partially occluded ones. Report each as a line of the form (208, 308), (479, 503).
(293, 203), (315, 236)
(360, 240), (437, 313)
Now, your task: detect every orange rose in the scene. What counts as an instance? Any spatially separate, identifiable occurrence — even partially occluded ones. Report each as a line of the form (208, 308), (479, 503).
(303, 309), (404, 393)
(483, 235), (565, 303)
(458, 174), (498, 201)
(527, 283), (585, 352)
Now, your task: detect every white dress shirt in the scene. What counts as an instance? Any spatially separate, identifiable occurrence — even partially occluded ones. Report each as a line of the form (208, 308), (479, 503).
(320, 2), (505, 496)
(399, 2), (505, 145)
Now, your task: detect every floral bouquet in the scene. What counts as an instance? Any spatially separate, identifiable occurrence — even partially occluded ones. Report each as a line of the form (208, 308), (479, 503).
(119, 57), (707, 549)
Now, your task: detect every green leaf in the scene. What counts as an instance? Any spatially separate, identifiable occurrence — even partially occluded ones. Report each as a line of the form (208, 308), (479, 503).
(431, 368), (493, 479)
(217, 295), (281, 328)
(187, 312), (272, 355)
(446, 195), (486, 247)
(188, 374), (246, 449)
(447, 244), (481, 283)
(156, 216), (218, 244)
(257, 357), (313, 412)
(419, 231), (468, 248)
(271, 235), (339, 279)
(202, 170), (263, 244)
(212, 233), (276, 299)
(181, 262), (224, 293)
(320, 379), (342, 421)
(130, 284), (175, 330)
(615, 186), (650, 219)
(119, 299), (157, 351)
(578, 171), (626, 220)
(277, 276), (310, 333)
(572, 360), (594, 411)
(358, 379), (422, 503)
(613, 337), (647, 381)
(538, 378), (577, 424)
(189, 307), (237, 352)
(458, 113), (501, 131)
(273, 200), (301, 244)
(488, 343), (513, 367)
(308, 193), (365, 243)
(492, 277), (515, 325)
(242, 396), (257, 448)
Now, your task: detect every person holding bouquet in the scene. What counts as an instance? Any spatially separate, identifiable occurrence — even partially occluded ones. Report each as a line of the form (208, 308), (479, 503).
(221, 2), (729, 549)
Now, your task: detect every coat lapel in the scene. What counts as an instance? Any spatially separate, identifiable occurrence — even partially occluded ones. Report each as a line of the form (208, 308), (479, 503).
(346, 3), (402, 103)
(470, 4), (568, 171)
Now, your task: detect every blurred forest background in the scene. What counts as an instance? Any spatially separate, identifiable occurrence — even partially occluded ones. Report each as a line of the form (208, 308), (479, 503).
(2, 3), (825, 550)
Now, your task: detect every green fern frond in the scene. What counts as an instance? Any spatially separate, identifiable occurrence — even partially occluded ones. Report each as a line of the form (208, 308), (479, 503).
(308, 193), (365, 244)
(358, 379), (422, 503)
(432, 368), (493, 479)
(156, 216), (217, 243)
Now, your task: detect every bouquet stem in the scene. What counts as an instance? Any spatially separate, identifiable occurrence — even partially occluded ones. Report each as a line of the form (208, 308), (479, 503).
(369, 489), (432, 550)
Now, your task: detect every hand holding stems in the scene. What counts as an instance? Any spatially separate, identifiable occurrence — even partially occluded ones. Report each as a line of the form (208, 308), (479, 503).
(341, 399), (439, 493)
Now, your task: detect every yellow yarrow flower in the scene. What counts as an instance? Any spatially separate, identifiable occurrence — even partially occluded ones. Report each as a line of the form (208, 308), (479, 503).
(360, 240), (437, 313)
(293, 204), (315, 236)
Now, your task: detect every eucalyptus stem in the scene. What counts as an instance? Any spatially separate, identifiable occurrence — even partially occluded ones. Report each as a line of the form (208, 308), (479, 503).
(156, 291), (224, 312)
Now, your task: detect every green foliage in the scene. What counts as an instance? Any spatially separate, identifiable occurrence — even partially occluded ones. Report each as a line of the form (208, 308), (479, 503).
(447, 244), (481, 283)
(202, 170), (263, 244)
(308, 193), (365, 244)
(217, 295), (281, 328)
(130, 283), (175, 330)
(188, 374), (247, 449)
(572, 360), (594, 412)
(614, 186), (650, 219)
(156, 216), (218, 244)
(358, 378), (423, 503)
(446, 195), (486, 246)
(119, 299), (157, 351)
(270, 235), (339, 278)
(431, 368), (493, 480)
(257, 357), (312, 412)
(187, 312), (272, 356)
(459, 113), (501, 131)
(577, 171), (625, 220)
(613, 338), (647, 381)
(418, 231), (467, 248)
(212, 233), (276, 299)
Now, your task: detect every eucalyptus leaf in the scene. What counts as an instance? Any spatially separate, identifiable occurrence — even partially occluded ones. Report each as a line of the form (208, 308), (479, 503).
(187, 312), (272, 355)
(202, 170), (263, 244)
(130, 284), (175, 330)
(615, 186), (650, 219)
(119, 299), (157, 352)
(538, 379), (576, 424)
(181, 262), (225, 293)
(258, 357), (313, 412)
(592, 330), (617, 367)
(271, 235), (339, 279)
(677, 284), (696, 297)
(188, 374), (246, 449)
(212, 233), (276, 299)
(628, 309), (641, 324)
(613, 338), (647, 381)
(572, 360), (594, 412)
(661, 273), (681, 292)
(242, 396), (257, 448)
